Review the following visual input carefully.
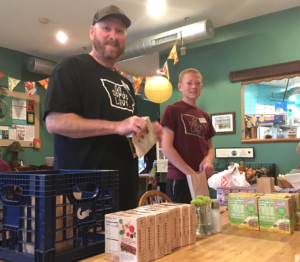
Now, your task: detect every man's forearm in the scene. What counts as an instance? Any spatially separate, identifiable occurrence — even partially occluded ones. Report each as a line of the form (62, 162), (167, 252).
(46, 112), (119, 138)
(206, 147), (215, 162)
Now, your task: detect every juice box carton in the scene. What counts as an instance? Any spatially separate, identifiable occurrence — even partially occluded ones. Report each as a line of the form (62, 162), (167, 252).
(159, 203), (189, 247)
(264, 193), (298, 227)
(134, 208), (165, 259)
(279, 193), (300, 226)
(135, 206), (171, 256)
(230, 187), (239, 193)
(152, 204), (181, 250)
(217, 187), (231, 206)
(228, 193), (260, 230)
(124, 210), (156, 262)
(258, 195), (294, 234)
(105, 212), (147, 262)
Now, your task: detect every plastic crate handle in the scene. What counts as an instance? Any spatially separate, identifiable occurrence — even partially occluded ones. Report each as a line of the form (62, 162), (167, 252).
(0, 185), (22, 203)
(73, 183), (99, 200)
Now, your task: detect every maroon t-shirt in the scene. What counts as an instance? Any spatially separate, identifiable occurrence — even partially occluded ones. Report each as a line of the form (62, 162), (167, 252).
(161, 100), (216, 180)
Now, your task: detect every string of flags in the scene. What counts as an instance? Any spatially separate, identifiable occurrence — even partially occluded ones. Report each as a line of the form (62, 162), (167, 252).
(0, 42), (179, 95)
(116, 42), (179, 94)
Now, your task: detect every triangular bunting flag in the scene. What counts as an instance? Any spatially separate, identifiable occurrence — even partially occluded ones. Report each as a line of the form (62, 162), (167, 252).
(8, 77), (20, 91)
(115, 67), (120, 72)
(38, 78), (49, 90)
(24, 81), (37, 95)
(159, 61), (170, 79)
(168, 43), (179, 64)
(0, 72), (4, 79)
(133, 76), (144, 94)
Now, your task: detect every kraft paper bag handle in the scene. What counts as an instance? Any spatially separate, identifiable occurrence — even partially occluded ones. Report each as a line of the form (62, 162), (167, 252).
(187, 171), (210, 199)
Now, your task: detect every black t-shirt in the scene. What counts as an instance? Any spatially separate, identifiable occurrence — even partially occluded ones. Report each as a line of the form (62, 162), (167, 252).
(44, 54), (138, 209)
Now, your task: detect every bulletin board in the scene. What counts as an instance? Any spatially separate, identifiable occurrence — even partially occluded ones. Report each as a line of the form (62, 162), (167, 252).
(0, 90), (39, 147)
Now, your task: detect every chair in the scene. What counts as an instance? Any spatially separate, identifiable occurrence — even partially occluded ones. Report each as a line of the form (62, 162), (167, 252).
(138, 190), (172, 206)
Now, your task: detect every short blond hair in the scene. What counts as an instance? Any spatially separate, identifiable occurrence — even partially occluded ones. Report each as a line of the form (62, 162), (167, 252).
(179, 68), (202, 83)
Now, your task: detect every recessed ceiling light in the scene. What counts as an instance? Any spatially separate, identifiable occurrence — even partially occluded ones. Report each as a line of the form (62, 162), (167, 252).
(57, 32), (68, 43)
(147, 0), (165, 17)
(38, 18), (49, 24)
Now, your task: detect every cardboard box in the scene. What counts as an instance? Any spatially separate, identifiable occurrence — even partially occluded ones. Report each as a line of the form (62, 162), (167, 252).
(159, 203), (189, 247)
(258, 195), (294, 234)
(135, 208), (164, 259)
(123, 210), (156, 262)
(105, 212), (147, 262)
(152, 204), (181, 250)
(228, 193), (260, 230)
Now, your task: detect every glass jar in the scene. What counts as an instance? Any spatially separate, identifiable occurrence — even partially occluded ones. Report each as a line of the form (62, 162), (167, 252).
(195, 205), (212, 235)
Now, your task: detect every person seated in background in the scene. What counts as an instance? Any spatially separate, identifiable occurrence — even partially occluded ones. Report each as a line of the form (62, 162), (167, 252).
(161, 68), (216, 204)
(0, 159), (11, 172)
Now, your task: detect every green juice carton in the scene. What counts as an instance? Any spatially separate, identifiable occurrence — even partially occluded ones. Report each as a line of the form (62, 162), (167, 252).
(228, 193), (260, 230)
(258, 195), (294, 234)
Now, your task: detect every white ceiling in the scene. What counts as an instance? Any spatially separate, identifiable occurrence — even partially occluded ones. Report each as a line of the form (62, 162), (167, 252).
(0, 0), (300, 63)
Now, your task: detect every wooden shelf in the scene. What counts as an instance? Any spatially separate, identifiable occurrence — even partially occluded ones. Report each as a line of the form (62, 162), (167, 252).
(242, 138), (300, 143)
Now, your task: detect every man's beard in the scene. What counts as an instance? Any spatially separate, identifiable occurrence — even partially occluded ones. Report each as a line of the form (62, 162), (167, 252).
(93, 37), (125, 60)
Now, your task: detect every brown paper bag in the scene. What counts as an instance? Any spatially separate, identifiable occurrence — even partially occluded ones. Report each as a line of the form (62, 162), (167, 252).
(186, 172), (209, 199)
(277, 177), (294, 188)
(257, 177), (275, 193)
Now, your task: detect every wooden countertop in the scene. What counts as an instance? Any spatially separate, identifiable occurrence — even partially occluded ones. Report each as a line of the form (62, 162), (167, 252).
(80, 211), (300, 262)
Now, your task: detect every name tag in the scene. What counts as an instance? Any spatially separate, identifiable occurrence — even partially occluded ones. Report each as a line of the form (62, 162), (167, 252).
(199, 118), (207, 123)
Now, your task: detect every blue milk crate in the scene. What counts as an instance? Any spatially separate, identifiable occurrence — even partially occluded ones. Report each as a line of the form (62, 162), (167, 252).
(0, 169), (119, 262)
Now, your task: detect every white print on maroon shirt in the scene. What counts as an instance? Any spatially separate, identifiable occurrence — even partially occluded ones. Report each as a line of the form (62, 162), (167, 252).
(101, 79), (135, 113)
(181, 114), (208, 138)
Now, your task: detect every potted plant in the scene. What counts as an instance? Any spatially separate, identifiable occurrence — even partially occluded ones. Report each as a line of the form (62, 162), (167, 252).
(191, 195), (212, 235)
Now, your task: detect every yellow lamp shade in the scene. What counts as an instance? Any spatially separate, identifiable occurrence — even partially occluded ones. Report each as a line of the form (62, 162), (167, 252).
(144, 76), (172, 103)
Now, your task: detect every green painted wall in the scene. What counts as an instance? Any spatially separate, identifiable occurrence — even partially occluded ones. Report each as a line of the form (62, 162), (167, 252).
(160, 7), (300, 175)
(0, 46), (54, 165)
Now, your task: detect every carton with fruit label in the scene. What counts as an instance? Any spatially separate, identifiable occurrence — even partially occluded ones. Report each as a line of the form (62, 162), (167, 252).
(124, 210), (155, 262)
(118, 213), (147, 262)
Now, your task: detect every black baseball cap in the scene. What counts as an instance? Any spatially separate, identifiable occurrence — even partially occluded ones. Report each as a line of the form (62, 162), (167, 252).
(92, 5), (131, 28)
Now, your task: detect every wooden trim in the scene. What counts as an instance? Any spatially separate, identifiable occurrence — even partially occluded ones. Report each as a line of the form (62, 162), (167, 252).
(242, 138), (300, 144)
(241, 84), (245, 139)
(0, 90), (40, 148)
(230, 60), (300, 83)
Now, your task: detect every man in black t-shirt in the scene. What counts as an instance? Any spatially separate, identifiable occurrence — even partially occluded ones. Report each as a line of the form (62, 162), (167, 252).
(44, 5), (162, 211)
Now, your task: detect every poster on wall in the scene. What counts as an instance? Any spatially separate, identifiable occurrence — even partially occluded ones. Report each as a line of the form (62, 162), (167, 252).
(0, 95), (12, 126)
(215, 147), (255, 158)
(210, 112), (236, 134)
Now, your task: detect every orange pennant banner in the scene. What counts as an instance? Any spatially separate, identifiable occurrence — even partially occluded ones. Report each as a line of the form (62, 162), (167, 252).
(38, 78), (49, 90)
(0, 72), (4, 79)
(168, 43), (179, 64)
(133, 76), (144, 94)
(159, 61), (170, 79)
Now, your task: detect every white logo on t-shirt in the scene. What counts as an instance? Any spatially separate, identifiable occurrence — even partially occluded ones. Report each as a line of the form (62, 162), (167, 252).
(181, 114), (208, 138)
(101, 79), (135, 113)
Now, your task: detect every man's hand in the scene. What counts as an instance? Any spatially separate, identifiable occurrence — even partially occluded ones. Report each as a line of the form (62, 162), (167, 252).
(152, 121), (163, 142)
(116, 116), (147, 136)
(199, 157), (214, 177)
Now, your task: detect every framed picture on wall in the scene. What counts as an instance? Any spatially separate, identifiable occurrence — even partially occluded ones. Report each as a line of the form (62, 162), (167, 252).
(210, 112), (236, 134)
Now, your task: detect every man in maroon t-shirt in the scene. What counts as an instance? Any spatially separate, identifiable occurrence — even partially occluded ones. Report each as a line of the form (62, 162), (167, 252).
(161, 68), (216, 203)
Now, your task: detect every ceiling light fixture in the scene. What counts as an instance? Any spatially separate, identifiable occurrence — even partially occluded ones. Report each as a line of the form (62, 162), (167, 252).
(147, 0), (166, 17)
(57, 32), (68, 43)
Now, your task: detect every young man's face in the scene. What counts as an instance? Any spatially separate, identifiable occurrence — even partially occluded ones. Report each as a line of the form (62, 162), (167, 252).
(178, 72), (203, 102)
(90, 17), (127, 62)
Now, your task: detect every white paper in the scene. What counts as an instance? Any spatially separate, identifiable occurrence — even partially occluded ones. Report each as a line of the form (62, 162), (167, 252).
(9, 129), (17, 140)
(0, 126), (8, 130)
(12, 107), (26, 120)
(12, 99), (26, 107)
(17, 125), (34, 141)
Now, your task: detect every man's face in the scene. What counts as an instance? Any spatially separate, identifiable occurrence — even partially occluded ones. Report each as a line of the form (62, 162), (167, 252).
(178, 72), (203, 102)
(90, 17), (127, 61)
